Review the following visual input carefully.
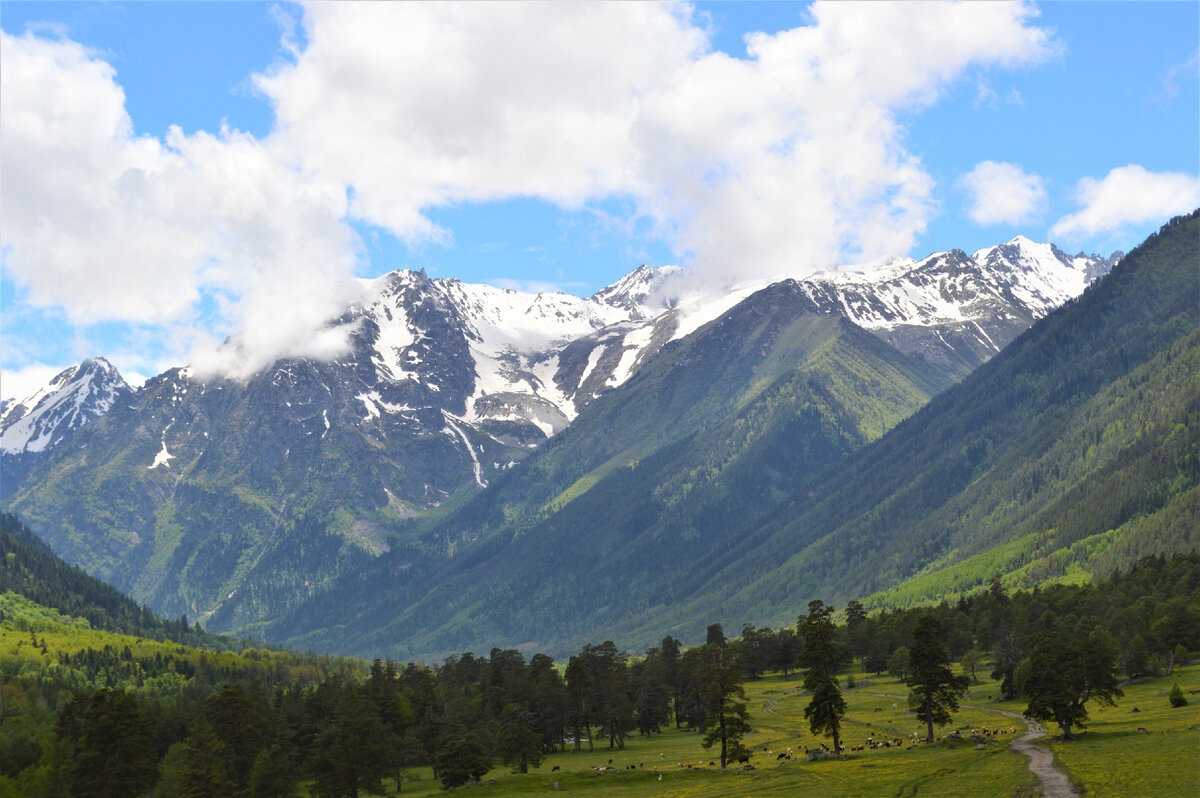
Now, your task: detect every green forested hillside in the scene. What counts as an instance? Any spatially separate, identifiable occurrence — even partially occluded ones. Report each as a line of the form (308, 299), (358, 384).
(0, 513), (230, 649)
(2, 515), (1197, 797)
(651, 210), (1200, 640)
(270, 287), (950, 658)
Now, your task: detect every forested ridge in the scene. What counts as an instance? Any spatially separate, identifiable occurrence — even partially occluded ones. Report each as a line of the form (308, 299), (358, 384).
(614, 210), (1200, 647)
(2, 505), (1197, 796)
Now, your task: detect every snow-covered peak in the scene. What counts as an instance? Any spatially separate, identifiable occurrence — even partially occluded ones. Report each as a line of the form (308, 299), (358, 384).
(1, 357), (132, 455)
(592, 265), (684, 319)
(971, 237), (1115, 314)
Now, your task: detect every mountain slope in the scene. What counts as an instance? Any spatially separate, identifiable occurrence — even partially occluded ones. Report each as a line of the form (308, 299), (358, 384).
(635, 210), (1200, 644)
(270, 212), (1195, 659)
(1, 237), (1115, 641)
(267, 284), (951, 657)
(0, 512), (230, 647)
(0, 358), (132, 499)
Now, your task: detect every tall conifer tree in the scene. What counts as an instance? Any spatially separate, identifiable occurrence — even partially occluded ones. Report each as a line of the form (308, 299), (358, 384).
(798, 600), (845, 754)
(908, 615), (969, 742)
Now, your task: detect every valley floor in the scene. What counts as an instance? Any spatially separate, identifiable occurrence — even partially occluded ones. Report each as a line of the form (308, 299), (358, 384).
(308, 665), (1199, 797)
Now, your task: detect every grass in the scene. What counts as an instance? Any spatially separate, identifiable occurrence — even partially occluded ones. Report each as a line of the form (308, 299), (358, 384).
(1036, 663), (1200, 798)
(309, 671), (1038, 797)
(6, 598), (1193, 797)
(321, 666), (1200, 797)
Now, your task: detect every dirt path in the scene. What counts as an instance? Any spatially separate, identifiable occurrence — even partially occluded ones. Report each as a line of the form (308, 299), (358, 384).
(977, 706), (1078, 798)
(863, 691), (1078, 797)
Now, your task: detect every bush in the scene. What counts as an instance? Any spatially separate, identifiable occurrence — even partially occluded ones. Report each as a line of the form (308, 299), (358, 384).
(1168, 683), (1187, 708)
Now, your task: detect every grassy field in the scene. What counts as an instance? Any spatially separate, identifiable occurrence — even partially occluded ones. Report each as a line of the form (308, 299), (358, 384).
(323, 665), (1200, 798)
(1036, 664), (1200, 797)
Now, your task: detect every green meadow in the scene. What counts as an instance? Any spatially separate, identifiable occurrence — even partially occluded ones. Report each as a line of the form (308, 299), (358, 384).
(302, 665), (1198, 798)
(3, 589), (1197, 796)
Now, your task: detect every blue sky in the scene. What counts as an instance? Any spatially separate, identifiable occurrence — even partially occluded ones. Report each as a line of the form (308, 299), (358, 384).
(1, 1), (1197, 399)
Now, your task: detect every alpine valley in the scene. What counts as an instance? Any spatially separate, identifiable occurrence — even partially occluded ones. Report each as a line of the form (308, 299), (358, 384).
(3, 217), (1196, 662)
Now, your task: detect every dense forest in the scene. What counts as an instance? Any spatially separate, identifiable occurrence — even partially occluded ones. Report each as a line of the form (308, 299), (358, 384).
(2, 512), (1197, 796)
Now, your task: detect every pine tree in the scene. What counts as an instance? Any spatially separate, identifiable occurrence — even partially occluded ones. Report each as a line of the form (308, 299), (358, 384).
(311, 689), (393, 798)
(798, 600), (845, 754)
(67, 689), (157, 798)
(177, 716), (237, 798)
(434, 733), (492, 789)
(908, 615), (970, 742)
(698, 624), (752, 768)
(494, 703), (544, 774)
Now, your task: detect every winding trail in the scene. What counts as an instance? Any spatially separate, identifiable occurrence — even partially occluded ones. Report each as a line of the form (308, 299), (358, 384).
(979, 706), (1078, 798)
(863, 691), (1078, 797)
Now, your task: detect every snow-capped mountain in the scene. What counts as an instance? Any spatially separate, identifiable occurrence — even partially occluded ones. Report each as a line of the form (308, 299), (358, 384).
(793, 238), (1120, 376)
(356, 267), (678, 442)
(1, 357), (131, 454)
(1, 237), (1117, 478)
(1, 357), (133, 498)
(346, 237), (1116, 449)
(0, 235), (1118, 633)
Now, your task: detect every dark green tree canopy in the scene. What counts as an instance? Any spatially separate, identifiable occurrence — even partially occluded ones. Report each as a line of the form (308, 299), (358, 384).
(798, 600), (846, 753)
(1024, 633), (1124, 740)
(908, 615), (970, 742)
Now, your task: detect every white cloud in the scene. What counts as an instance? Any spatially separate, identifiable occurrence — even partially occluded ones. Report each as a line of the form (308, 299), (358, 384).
(0, 30), (364, 381)
(1163, 47), (1199, 101)
(2, 363), (68, 406)
(960, 161), (1047, 225)
(1050, 165), (1200, 243)
(1, 2), (1059, 382)
(258, 0), (1057, 280)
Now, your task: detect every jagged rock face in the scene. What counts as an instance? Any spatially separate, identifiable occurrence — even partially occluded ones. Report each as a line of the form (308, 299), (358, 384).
(1, 357), (132, 454)
(354, 268), (678, 443)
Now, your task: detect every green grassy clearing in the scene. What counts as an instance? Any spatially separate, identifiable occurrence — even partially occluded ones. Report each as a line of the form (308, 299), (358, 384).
(1038, 664), (1200, 797)
(318, 667), (1200, 798)
(6, 593), (1194, 797)
(309, 671), (1037, 798)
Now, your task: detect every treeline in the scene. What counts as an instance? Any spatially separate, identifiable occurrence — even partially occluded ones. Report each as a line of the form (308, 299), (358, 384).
(726, 553), (1200, 686)
(1, 618), (750, 796)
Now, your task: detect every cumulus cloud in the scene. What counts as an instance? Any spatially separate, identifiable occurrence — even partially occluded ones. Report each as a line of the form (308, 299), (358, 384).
(0, 30), (363, 381)
(258, 0), (1057, 279)
(2, 1), (1059, 382)
(960, 161), (1047, 225)
(1050, 165), (1200, 243)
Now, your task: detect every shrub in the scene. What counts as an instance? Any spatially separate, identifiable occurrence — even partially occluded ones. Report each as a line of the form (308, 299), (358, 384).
(1168, 683), (1187, 708)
